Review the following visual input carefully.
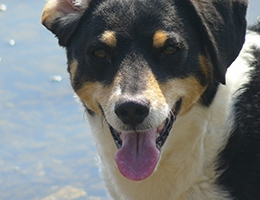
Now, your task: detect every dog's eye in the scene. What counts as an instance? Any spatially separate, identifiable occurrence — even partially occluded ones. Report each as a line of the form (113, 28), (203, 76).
(94, 49), (108, 58)
(163, 46), (179, 55)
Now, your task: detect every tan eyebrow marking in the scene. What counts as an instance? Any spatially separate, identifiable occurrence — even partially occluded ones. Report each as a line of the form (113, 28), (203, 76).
(153, 30), (168, 48)
(100, 30), (117, 47)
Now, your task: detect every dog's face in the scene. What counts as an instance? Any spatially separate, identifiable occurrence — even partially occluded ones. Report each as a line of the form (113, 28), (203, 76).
(42, 0), (247, 181)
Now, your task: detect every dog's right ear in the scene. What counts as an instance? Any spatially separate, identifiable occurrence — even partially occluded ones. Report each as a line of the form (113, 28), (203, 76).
(41, 0), (91, 46)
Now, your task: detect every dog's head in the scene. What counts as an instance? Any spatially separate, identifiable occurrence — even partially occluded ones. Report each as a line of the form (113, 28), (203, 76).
(42, 0), (247, 181)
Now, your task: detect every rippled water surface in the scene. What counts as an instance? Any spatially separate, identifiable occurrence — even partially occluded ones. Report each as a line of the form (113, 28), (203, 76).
(0, 1), (259, 199)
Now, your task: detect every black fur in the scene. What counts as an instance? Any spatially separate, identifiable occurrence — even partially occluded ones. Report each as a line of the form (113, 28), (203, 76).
(217, 23), (260, 200)
(61, 0), (247, 108)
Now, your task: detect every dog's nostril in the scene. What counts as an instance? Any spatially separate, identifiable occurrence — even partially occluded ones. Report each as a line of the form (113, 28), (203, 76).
(115, 101), (150, 126)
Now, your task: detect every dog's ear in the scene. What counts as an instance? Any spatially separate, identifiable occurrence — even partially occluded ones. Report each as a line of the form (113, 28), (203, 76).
(187, 0), (248, 84)
(41, 0), (91, 46)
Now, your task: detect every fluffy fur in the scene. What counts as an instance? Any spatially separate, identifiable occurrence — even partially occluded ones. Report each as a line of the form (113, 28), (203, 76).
(41, 0), (260, 199)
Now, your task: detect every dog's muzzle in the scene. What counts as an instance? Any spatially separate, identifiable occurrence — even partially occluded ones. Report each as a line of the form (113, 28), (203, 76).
(108, 98), (182, 181)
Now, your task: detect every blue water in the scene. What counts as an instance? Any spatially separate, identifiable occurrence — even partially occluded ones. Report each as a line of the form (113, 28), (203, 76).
(0, 0), (259, 199)
(0, 1), (108, 199)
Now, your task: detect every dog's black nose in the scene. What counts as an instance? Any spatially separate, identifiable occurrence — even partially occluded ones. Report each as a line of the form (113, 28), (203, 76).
(115, 100), (150, 126)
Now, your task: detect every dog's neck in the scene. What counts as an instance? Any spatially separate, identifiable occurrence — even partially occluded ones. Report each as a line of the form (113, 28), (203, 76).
(88, 90), (232, 199)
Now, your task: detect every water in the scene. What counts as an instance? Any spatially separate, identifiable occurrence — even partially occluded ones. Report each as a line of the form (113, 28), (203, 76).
(0, 0), (259, 199)
(0, 1), (108, 199)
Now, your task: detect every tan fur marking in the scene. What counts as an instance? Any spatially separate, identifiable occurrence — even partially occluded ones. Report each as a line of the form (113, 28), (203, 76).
(101, 31), (117, 47)
(75, 74), (121, 115)
(141, 71), (206, 115)
(69, 59), (78, 83)
(75, 82), (108, 114)
(160, 76), (207, 115)
(42, 10), (63, 29)
(153, 30), (168, 48)
(41, 1), (57, 27)
(199, 55), (211, 78)
(142, 71), (167, 106)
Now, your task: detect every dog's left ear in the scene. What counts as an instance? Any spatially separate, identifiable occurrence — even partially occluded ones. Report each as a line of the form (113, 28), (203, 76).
(187, 0), (248, 84)
(41, 0), (91, 46)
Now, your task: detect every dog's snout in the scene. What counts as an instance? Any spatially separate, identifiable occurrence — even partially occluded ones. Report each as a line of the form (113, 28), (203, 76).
(115, 100), (150, 126)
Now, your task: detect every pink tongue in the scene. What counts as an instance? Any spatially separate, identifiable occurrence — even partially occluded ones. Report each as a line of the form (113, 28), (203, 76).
(114, 128), (160, 181)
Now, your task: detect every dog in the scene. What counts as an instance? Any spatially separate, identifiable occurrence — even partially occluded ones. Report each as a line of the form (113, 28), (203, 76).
(41, 0), (260, 199)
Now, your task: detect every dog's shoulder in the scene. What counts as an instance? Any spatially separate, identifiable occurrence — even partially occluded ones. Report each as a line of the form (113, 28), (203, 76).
(217, 24), (260, 199)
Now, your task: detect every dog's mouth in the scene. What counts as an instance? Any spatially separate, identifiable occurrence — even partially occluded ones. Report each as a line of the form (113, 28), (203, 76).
(109, 100), (182, 181)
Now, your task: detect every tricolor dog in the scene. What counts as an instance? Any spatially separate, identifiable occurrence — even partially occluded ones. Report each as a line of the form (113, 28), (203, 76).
(41, 0), (260, 199)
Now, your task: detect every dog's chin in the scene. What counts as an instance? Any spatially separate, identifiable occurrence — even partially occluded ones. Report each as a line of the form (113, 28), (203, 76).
(109, 99), (182, 181)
